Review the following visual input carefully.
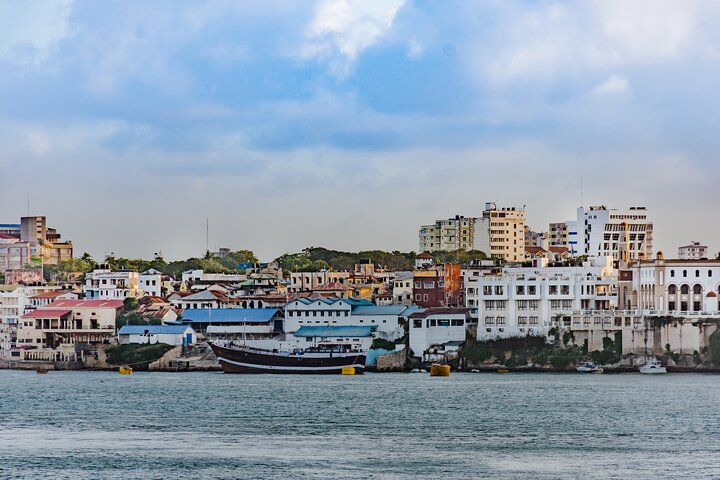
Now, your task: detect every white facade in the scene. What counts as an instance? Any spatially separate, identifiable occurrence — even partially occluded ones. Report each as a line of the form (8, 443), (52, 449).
(85, 269), (142, 299)
(566, 206), (653, 261)
(139, 269), (162, 297)
(678, 242), (708, 260)
(0, 285), (61, 350)
(181, 269), (246, 285)
(118, 326), (196, 346)
(392, 272), (413, 305)
(465, 257), (617, 340)
(408, 308), (471, 358)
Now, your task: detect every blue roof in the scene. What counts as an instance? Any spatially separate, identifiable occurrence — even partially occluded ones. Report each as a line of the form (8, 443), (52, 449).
(181, 308), (279, 324)
(294, 325), (376, 337)
(0, 224), (20, 228)
(351, 305), (408, 316)
(118, 324), (191, 335)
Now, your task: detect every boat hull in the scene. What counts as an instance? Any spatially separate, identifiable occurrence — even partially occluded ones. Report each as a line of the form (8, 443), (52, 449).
(209, 343), (366, 374)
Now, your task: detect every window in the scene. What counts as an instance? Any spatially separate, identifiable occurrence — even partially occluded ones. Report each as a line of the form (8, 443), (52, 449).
(485, 301), (494, 310)
(423, 282), (435, 289)
(528, 285), (536, 295)
(494, 286), (504, 295)
(670, 270), (675, 277)
(423, 294), (429, 302)
(681, 285), (689, 295)
(516, 286), (525, 295)
(438, 319), (450, 327)
(709, 270), (713, 278)
(485, 316), (495, 325)
(668, 301), (676, 311)
(668, 285), (677, 294)
(693, 301), (701, 312)
(518, 316), (528, 325)
(414, 282), (422, 289)
(496, 300), (506, 309)
(529, 300), (539, 310)
(562, 300), (572, 309)
(517, 300), (527, 310)
(695, 270), (700, 278)
(451, 319), (464, 326)
(680, 301), (688, 311)
(413, 319), (422, 328)
(496, 316), (506, 325)
(561, 285), (570, 295)
(415, 294), (421, 301)
(529, 316), (539, 325)
(693, 285), (702, 295)
(429, 319), (437, 327)
(483, 286), (492, 295)
(551, 300), (560, 309)
(549, 285), (558, 295)
(683, 270), (687, 277)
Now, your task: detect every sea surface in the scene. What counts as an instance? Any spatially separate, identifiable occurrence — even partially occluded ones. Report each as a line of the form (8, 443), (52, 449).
(1, 370), (719, 479)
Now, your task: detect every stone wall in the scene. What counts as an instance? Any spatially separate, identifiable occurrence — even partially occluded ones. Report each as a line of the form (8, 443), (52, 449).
(376, 349), (407, 372)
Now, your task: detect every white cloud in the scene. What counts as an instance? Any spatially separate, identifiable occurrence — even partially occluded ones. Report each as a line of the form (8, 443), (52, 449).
(591, 73), (631, 97)
(0, 0), (73, 65)
(302, 0), (405, 74)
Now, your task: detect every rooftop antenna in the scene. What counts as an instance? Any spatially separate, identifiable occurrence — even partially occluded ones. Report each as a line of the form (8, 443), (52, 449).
(580, 176), (583, 208)
(206, 218), (209, 256)
(27, 193), (30, 216)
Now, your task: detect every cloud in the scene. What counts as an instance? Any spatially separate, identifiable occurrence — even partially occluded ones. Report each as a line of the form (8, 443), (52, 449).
(591, 73), (631, 97)
(302, 0), (406, 74)
(0, 0), (73, 65)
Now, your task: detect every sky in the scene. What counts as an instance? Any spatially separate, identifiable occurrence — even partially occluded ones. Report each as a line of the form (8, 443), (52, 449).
(0, 0), (718, 261)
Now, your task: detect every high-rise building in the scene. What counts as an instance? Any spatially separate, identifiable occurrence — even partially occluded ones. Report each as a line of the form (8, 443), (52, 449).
(566, 206), (653, 261)
(548, 222), (568, 247)
(418, 203), (526, 262)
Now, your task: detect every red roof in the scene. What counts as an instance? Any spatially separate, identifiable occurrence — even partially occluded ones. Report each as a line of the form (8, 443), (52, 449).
(0, 233), (18, 240)
(22, 309), (72, 319)
(30, 291), (73, 300)
(46, 299), (124, 309)
(525, 246), (547, 255)
(416, 252), (433, 259)
(549, 246), (568, 253)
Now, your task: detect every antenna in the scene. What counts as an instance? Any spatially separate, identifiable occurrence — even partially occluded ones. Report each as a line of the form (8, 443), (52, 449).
(580, 176), (583, 208)
(206, 218), (209, 255)
(27, 193), (30, 216)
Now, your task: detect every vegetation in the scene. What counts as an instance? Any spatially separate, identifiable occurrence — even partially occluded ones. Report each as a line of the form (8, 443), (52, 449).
(589, 333), (622, 365)
(105, 343), (174, 369)
(459, 336), (547, 366)
(708, 329), (720, 366)
(115, 313), (162, 329)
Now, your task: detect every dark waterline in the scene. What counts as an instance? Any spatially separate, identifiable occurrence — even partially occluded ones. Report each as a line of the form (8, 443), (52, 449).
(1, 370), (719, 479)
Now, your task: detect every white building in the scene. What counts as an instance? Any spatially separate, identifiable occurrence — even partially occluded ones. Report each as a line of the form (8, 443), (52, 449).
(181, 269), (246, 287)
(288, 270), (351, 293)
(118, 324), (196, 346)
(139, 268), (163, 297)
(85, 269), (142, 299)
(284, 298), (410, 341)
(0, 285), (62, 351)
(465, 257), (617, 340)
(678, 241), (709, 260)
(391, 271), (414, 305)
(566, 206), (653, 261)
(408, 307), (471, 359)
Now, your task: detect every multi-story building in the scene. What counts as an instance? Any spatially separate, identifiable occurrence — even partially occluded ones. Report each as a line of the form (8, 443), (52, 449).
(678, 241), (708, 260)
(408, 307), (472, 359)
(465, 257), (617, 340)
(419, 215), (486, 253)
(413, 264), (465, 308)
(0, 285), (61, 351)
(524, 226), (544, 249)
(139, 268), (163, 297)
(19, 216), (73, 265)
(85, 269), (142, 299)
(548, 222), (568, 247)
(565, 206), (653, 261)
(288, 270), (350, 293)
(391, 271), (413, 305)
(483, 203), (525, 262)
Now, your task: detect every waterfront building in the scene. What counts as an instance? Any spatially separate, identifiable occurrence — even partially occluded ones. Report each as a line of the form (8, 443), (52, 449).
(181, 308), (282, 338)
(524, 226), (544, 249)
(85, 269), (142, 299)
(407, 307), (472, 359)
(391, 271), (413, 305)
(465, 256), (617, 340)
(284, 297), (409, 341)
(678, 241), (709, 260)
(14, 299), (123, 363)
(118, 324), (196, 346)
(0, 285), (61, 351)
(413, 264), (464, 308)
(565, 206), (653, 261)
(288, 325), (376, 352)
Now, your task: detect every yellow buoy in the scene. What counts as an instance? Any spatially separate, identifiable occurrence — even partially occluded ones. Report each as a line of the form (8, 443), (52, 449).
(119, 366), (133, 375)
(497, 368), (509, 374)
(429, 363), (451, 377)
(341, 366), (355, 375)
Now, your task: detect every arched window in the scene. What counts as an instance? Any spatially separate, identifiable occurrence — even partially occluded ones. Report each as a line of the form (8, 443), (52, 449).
(670, 270), (675, 277)
(695, 270), (700, 277)
(668, 285), (677, 294)
(693, 284), (702, 295)
(683, 270), (687, 278)
(681, 285), (689, 294)
(709, 270), (713, 278)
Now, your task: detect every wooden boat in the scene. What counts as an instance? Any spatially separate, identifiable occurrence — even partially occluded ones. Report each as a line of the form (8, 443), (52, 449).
(497, 368), (510, 374)
(35, 368), (49, 374)
(429, 363), (451, 376)
(209, 342), (366, 374)
(118, 366), (133, 375)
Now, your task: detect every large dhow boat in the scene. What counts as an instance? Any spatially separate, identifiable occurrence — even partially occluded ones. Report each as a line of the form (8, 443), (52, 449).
(209, 326), (372, 374)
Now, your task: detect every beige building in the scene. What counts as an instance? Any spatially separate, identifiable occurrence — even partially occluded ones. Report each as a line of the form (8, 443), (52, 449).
(484, 203), (525, 262)
(419, 215), (483, 252)
(548, 222), (568, 247)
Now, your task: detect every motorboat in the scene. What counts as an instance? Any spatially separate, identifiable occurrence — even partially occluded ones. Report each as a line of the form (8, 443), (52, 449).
(576, 362), (604, 374)
(639, 359), (667, 374)
(429, 363), (451, 376)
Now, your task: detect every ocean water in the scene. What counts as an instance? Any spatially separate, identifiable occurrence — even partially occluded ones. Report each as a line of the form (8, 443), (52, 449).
(1, 370), (719, 480)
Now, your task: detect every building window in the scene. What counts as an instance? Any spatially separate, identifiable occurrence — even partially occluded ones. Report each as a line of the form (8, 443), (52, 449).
(529, 316), (538, 325)
(413, 319), (422, 328)
(670, 270), (675, 277)
(516, 286), (525, 295)
(695, 270), (700, 278)
(485, 316), (494, 325)
(423, 294), (429, 302)
(496, 316), (506, 325)
(693, 285), (702, 295)
(518, 316), (527, 325)
(668, 301), (676, 311)
(683, 270), (687, 277)
(681, 285), (689, 295)
(668, 285), (677, 294)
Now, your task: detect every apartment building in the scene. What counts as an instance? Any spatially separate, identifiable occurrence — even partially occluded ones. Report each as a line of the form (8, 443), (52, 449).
(465, 257), (617, 340)
(484, 203), (525, 262)
(85, 269), (142, 299)
(565, 206), (653, 261)
(418, 215), (486, 252)
(678, 241), (709, 260)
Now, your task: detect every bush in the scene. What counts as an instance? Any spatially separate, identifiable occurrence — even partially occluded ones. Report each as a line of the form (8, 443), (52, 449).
(371, 338), (396, 351)
(105, 343), (174, 368)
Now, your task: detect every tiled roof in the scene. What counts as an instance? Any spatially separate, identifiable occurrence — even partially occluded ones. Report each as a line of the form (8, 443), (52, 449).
(46, 300), (124, 309)
(22, 309), (72, 318)
(525, 246), (547, 254)
(416, 252), (433, 259)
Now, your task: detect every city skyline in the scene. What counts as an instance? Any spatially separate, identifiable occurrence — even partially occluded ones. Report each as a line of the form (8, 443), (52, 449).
(1, 1), (719, 260)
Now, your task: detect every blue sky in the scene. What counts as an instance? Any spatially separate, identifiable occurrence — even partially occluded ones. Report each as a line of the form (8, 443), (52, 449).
(0, 0), (718, 260)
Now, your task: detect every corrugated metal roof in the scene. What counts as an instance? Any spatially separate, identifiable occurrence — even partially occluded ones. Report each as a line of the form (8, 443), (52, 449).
(351, 305), (408, 315)
(118, 324), (192, 335)
(22, 309), (72, 318)
(47, 300), (124, 309)
(181, 308), (279, 324)
(293, 325), (376, 337)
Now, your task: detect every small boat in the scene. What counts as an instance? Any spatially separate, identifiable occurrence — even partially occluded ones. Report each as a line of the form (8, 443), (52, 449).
(576, 362), (604, 374)
(429, 363), (451, 376)
(639, 359), (667, 374)
(36, 368), (49, 374)
(497, 368), (510, 374)
(118, 366), (133, 375)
